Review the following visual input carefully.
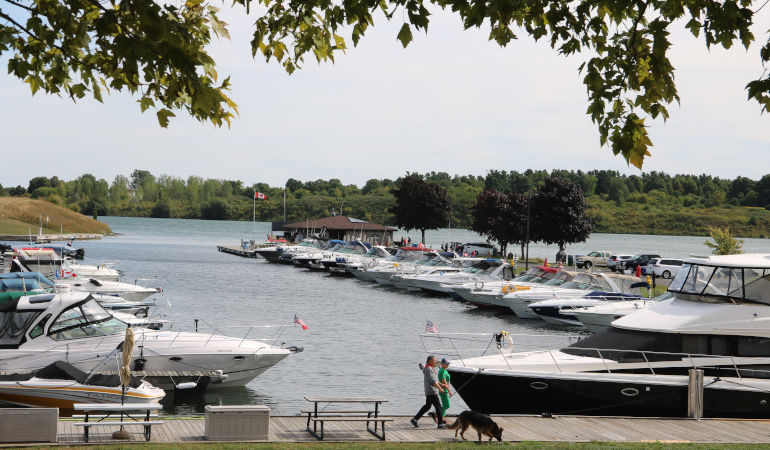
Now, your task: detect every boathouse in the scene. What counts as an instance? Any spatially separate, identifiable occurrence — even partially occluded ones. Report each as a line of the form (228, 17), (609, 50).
(283, 216), (396, 244)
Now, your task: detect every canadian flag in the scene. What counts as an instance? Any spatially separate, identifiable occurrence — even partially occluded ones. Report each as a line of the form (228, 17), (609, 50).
(255, 192), (267, 200)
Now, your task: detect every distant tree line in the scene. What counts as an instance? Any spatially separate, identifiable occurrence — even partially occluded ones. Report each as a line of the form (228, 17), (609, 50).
(2, 169), (770, 237)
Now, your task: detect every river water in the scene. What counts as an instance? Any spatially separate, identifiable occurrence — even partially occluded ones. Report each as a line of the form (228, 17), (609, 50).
(65, 217), (770, 415)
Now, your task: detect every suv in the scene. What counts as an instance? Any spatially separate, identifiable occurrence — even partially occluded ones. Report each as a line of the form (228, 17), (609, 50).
(646, 258), (684, 279)
(608, 254), (633, 272)
(574, 251), (611, 269)
(620, 253), (661, 273)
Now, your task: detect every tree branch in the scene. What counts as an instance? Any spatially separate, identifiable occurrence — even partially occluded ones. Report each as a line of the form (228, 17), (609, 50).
(2, 0), (35, 13)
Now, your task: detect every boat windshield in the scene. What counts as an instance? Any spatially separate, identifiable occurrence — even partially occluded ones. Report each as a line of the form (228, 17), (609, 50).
(48, 299), (127, 340)
(669, 263), (770, 304)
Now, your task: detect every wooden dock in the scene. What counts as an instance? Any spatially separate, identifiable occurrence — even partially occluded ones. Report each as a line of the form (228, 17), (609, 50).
(47, 415), (770, 444)
(217, 245), (258, 258)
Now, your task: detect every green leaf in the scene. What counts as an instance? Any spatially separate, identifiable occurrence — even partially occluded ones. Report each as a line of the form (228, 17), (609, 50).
(397, 23), (413, 48)
(157, 109), (176, 128)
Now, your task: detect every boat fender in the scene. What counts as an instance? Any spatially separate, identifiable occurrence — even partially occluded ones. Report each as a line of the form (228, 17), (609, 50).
(133, 358), (147, 371)
(175, 382), (198, 390)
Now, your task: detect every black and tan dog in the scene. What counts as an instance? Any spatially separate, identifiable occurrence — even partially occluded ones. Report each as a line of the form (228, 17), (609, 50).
(446, 410), (504, 442)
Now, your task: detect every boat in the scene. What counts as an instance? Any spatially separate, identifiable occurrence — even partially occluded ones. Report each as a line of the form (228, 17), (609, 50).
(63, 257), (121, 281)
(452, 267), (571, 308)
(0, 361), (165, 411)
(0, 290), (298, 390)
(528, 290), (645, 326)
(572, 292), (672, 333)
(502, 272), (632, 319)
(444, 254), (770, 418)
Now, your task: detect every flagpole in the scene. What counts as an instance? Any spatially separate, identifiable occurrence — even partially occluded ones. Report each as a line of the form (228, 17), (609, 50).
(283, 188), (287, 222)
(253, 190), (256, 239)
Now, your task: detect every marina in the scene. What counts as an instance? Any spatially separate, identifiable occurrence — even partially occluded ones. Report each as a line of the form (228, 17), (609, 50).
(5, 217), (770, 445)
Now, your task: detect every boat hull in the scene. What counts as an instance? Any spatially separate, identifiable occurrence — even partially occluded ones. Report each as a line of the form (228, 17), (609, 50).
(449, 368), (770, 418)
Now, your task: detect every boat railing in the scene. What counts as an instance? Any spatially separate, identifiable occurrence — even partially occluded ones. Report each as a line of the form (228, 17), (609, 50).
(420, 333), (770, 376)
(158, 320), (296, 350)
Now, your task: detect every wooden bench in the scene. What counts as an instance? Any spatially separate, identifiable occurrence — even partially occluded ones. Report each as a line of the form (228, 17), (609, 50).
(73, 402), (163, 442)
(304, 396), (389, 440)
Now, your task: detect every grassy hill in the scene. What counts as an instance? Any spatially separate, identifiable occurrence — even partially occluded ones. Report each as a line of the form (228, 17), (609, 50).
(0, 197), (112, 235)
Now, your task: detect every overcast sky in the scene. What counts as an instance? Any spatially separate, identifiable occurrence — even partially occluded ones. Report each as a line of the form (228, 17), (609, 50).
(1, 6), (769, 188)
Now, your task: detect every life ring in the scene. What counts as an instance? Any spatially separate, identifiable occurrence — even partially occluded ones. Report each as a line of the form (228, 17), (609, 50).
(475, 280), (485, 290)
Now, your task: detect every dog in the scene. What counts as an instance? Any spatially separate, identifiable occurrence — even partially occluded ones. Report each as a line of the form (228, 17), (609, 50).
(446, 410), (504, 442)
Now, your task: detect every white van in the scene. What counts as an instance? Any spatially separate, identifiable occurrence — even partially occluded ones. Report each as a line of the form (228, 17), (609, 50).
(647, 258), (684, 278)
(459, 243), (496, 257)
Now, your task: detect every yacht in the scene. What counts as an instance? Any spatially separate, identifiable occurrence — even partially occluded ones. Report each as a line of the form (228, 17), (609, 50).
(0, 291), (297, 390)
(452, 267), (573, 308)
(63, 257), (121, 281)
(335, 246), (394, 276)
(446, 254), (770, 418)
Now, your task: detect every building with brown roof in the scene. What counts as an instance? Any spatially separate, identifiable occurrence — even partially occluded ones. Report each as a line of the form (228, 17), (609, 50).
(282, 216), (396, 244)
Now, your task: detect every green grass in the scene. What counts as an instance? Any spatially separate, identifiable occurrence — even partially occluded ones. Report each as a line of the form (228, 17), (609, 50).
(21, 443), (770, 449)
(0, 197), (111, 235)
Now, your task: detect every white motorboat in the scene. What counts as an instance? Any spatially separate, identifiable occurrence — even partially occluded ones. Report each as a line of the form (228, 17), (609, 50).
(0, 361), (165, 411)
(502, 272), (628, 319)
(55, 277), (160, 302)
(452, 267), (573, 308)
(63, 257), (121, 281)
(400, 258), (504, 294)
(444, 254), (770, 418)
(572, 293), (672, 332)
(0, 291), (297, 390)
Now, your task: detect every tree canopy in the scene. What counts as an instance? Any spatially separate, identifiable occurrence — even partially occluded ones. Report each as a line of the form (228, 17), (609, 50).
(2, 0), (767, 166)
(470, 189), (527, 255)
(531, 176), (594, 251)
(390, 174), (452, 243)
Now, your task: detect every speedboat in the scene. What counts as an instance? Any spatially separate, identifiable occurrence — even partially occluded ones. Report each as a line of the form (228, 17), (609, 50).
(0, 291), (297, 390)
(446, 254), (770, 418)
(572, 292), (672, 333)
(55, 277), (160, 302)
(452, 267), (572, 308)
(63, 257), (121, 281)
(502, 272), (627, 319)
(0, 361), (165, 411)
(335, 246), (395, 277)
(528, 291), (644, 326)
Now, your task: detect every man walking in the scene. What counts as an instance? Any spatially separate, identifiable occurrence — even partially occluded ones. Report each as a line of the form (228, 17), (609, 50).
(411, 355), (447, 429)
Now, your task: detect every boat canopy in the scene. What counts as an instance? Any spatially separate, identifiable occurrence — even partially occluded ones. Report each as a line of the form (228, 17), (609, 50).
(669, 258), (770, 304)
(0, 272), (55, 292)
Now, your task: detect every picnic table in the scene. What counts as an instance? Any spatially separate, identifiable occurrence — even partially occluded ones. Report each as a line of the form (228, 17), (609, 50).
(73, 402), (163, 442)
(303, 396), (391, 440)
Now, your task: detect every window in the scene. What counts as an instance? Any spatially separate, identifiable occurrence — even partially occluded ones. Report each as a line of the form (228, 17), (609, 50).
(49, 300), (126, 341)
(28, 314), (51, 339)
(0, 311), (41, 348)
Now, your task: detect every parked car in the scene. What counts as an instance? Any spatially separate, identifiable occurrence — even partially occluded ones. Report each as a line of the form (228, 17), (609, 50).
(608, 254), (633, 272)
(646, 258), (684, 278)
(574, 251), (612, 269)
(620, 253), (661, 273)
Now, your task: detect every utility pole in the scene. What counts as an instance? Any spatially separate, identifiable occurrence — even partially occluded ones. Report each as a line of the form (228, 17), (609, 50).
(525, 191), (532, 271)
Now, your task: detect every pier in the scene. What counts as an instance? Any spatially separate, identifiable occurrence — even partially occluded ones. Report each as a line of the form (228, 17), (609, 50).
(43, 415), (770, 444)
(217, 244), (258, 258)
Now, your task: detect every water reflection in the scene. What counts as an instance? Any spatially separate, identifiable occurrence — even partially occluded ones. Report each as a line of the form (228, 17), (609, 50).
(161, 386), (276, 415)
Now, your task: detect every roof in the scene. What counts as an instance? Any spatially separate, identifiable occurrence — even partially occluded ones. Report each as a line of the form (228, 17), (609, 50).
(283, 216), (396, 232)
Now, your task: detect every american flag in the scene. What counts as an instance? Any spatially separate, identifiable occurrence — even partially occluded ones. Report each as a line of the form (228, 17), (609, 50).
(425, 320), (438, 334)
(294, 314), (308, 330)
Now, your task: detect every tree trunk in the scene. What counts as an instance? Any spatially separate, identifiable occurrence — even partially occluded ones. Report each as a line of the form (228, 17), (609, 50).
(421, 229), (425, 245)
(520, 242), (525, 259)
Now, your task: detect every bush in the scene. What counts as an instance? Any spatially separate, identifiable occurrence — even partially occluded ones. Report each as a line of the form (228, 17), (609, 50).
(150, 201), (172, 218)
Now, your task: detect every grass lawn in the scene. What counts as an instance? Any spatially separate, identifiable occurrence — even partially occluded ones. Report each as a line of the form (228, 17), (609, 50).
(0, 197), (111, 235)
(20, 442), (770, 449)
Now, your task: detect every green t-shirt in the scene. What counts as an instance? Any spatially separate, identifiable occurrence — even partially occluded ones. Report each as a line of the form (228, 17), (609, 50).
(438, 367), (450, 387)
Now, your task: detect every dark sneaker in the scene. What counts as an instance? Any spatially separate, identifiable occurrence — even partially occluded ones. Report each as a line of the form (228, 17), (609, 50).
(410, 418), (418, 428)
(437, 423), (446, 429)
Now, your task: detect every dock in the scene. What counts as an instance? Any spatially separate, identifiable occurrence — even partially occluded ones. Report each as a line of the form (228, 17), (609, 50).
(217, 245), (258, 258)
(0, 233), (104, 243)
(45, 415), (770, 444)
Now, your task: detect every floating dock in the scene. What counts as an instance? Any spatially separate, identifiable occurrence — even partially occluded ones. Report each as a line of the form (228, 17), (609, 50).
(217, 245), (257, 258)
(48, 415), (770, 444)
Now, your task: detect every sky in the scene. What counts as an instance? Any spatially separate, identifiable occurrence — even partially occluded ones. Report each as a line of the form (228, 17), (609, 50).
(1, 5), (769, 189)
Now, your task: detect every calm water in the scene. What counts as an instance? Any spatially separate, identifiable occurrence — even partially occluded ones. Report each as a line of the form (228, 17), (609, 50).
(57, 217), (770, 415)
